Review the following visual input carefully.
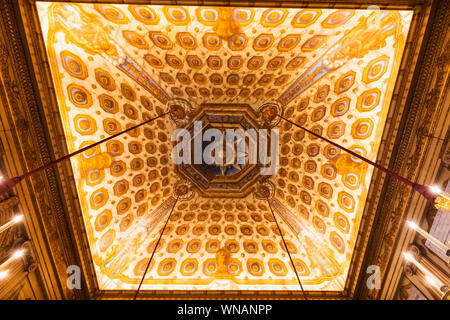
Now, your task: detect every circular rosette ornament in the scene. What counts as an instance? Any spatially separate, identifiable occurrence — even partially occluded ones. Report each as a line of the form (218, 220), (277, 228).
(167, 98), (192, 127)
(254, 179), (275, 200)
(257, 101), (283, 128)
(173, 179), (195, 201)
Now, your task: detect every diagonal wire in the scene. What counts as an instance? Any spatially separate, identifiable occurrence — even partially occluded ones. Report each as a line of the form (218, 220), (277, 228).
(267, 197), (308, 300)
(133, 196), (179, 300)
(277, 114), (437, 203)
(0, 113), (169, 195)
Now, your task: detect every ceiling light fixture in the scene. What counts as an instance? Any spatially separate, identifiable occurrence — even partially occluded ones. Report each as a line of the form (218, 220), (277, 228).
(403, 252), (414, 262)
(12, 249), (24, 260)
(406, 221), (450, 257)
(0, 270), (8, 280)
(0, 249), (26, 272)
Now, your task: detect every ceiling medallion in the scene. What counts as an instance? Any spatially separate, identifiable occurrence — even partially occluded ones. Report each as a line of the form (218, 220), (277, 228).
(258, 101), (283, 128)
(254, 179), (276, 200)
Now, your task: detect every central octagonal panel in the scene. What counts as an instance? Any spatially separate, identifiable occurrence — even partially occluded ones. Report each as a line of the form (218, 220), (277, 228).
(177, 104), (265, 198)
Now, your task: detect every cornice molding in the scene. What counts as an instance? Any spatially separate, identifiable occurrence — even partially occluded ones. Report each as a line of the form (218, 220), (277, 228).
(0, 0), (89, 299)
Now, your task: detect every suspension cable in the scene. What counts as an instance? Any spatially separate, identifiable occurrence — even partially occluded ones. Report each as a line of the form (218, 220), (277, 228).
(267, 197), (308, 300)
(133, 196), (178, 300)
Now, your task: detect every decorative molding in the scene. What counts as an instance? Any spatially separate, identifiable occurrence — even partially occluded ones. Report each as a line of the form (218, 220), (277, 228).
(0, 0), (89, 299)
(0, 240), (36, 299)
(0, 195), (18, 213)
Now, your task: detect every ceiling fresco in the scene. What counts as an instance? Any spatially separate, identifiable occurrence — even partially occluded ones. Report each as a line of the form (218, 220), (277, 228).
(36, 2), (413, 291)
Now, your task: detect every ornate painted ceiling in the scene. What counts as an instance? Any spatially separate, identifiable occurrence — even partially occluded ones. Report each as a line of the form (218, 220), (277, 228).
(36, 2), (412, 291)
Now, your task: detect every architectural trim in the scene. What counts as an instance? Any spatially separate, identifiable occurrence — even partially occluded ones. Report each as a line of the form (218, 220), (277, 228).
(355, 0), (450, 299)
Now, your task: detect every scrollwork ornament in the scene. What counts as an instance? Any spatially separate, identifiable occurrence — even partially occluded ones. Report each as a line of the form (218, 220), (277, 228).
(167, 98), (193, 128)
(257, 101), (283, 129)
(253, 179), (275, 200)
(173, 179), (195, 201)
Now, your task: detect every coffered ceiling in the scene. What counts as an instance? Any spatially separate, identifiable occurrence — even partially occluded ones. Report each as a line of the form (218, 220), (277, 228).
(36, 2), (412, 291)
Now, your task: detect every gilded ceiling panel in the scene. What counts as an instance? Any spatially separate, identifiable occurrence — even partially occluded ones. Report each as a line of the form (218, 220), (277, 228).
(36, 2), (412, 291)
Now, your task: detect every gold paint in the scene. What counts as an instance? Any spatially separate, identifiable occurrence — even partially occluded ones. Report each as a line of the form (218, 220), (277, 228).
(335, 153), (367, 176)
(215, 247), (232, 278)
(78, 152), (112, 176)
(324, 11), (401, 69)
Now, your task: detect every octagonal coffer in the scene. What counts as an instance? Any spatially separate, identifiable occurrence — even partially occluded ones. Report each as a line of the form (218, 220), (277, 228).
(175, 104), (275, 198)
